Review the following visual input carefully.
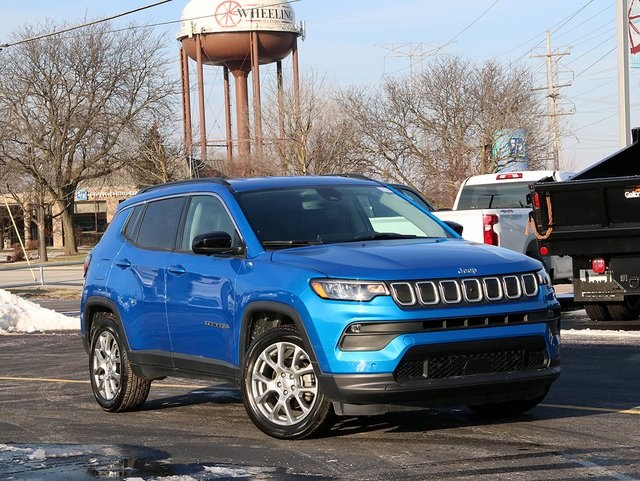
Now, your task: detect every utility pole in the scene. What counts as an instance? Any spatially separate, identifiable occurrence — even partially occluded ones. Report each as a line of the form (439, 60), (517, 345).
(531, 31), (571, 170)
(617, 0), (631, 147)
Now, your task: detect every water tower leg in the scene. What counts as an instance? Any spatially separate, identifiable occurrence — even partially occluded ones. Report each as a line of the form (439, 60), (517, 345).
(223, 66), (233, 161)
(292, 37), (301, 119)
(277, 61), (285, 154)
(180, 48), (193, 165)
(195, 35), (207, 167)
(251, 31), (264, 161)
(231, 68), (251, 159)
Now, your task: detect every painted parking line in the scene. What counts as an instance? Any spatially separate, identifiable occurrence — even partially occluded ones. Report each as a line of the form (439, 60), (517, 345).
(0, 376), (638, 415)
(0, 376), (208, 390)
(540, 403), (640, 415)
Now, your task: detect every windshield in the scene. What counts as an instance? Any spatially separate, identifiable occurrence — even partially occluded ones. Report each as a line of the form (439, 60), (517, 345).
(236, 184), (451, 249)
(456, 181), (532, 209)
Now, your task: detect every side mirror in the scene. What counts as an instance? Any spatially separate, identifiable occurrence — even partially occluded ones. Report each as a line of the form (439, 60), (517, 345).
(192, 231), (244, 256)
(444, 220), (464, 236)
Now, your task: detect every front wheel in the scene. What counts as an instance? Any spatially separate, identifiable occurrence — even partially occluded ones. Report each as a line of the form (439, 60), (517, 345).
(241, 326), (333, 439)
(89, 313), (151, 412)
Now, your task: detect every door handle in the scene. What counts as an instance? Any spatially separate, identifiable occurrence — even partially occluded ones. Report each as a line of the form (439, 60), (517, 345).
(168, 265), (187, 275)
(115, 259), (131, 269)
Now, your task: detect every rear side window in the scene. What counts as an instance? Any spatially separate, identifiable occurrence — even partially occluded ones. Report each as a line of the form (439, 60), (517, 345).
(122, 205), (144, 241)
(135, 197), (185, 250)
(456, 182), (531, 209)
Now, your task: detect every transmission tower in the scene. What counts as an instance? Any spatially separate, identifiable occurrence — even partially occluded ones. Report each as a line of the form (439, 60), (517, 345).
(531, 31), (573, 170)
(377, 43), (432, 76)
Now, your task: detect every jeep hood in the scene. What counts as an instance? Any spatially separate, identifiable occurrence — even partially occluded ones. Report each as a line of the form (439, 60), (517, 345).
(270, 239), (541, 280)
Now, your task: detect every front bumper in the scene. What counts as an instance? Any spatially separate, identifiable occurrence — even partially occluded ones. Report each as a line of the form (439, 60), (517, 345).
(319, 364), (560, 407)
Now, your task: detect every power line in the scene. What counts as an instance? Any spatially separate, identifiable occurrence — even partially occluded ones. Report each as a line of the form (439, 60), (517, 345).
(432, 0), (502, 54)
(575, 46), (616, 79)
(553, 3), (611, 42)
(0, 0), (175, 49)
(497, 0), (597, 60)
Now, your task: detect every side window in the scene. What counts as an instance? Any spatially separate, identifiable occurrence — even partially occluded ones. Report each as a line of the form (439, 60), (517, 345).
(122, 205), (144, 241)
(136, 197), (185, 250)
(181, 195), (238, 251)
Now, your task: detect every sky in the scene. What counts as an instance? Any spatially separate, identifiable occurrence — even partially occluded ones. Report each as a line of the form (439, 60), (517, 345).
(0, 0), (638, 171)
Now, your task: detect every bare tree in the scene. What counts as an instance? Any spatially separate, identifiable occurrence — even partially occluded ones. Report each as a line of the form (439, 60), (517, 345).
(262, 71), (361, 176)
(0, 21), (177, 254)
(127, 122), (188, 188)
(338, 56), (550, 207)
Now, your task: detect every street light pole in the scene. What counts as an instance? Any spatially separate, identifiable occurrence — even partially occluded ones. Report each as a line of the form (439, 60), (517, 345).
(618, 0), (631, 147)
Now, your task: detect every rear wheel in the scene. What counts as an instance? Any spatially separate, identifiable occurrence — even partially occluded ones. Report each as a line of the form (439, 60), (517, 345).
(468, 390), (548, 417)
(89, 313), (151, 412)
(584, 303), (612, 322)
(241, 326), (333, 439)
(606, 297), (640, 321)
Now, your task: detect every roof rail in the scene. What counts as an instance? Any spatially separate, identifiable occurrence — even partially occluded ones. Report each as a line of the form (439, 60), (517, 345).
(324, 173), (373, 181)
(137, 177), (231, 195)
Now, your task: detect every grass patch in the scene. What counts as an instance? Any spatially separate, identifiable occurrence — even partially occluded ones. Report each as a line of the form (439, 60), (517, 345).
(7, 287), (82, 300)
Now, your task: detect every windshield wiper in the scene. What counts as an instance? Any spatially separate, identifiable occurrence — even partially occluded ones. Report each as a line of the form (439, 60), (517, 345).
(349, 232), (420, 242)
(262, 240), (324, 249)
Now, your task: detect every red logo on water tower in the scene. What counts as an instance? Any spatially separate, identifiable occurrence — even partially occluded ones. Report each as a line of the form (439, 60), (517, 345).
(215, 1), (243, 28)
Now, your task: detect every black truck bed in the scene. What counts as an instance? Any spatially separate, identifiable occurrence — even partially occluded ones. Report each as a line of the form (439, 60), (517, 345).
(531, 128), (640, 257)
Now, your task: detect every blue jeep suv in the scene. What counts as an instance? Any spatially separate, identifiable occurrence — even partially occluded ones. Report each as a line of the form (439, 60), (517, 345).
(81, 175), (560, 439)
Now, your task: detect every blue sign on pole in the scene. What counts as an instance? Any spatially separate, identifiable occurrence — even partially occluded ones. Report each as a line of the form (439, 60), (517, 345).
(493, 129), (529, 172)
(75, 189), (88, 201)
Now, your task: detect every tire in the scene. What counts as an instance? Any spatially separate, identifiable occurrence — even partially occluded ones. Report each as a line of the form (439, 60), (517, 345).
(584, 303), (612, 322)
(241, 326), (334, 439)
(606, 297), (640, 321)
(89, 313), (151, 412)
(468, 390), (548, 417)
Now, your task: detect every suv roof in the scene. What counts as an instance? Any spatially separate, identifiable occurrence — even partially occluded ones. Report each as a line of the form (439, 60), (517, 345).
(122, 175), (381, 211)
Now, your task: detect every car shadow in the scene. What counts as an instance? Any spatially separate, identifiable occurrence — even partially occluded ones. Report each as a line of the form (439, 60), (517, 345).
(141, 383), (242, 411)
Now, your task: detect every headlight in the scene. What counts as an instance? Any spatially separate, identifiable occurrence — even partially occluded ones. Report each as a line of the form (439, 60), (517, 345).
(537, 269), (551, 287)
(310, 279), (389, 301)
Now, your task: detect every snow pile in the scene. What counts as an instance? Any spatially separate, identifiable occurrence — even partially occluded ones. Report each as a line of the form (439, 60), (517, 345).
(0, 289), (79, 333)
(563, 328), (640, 339)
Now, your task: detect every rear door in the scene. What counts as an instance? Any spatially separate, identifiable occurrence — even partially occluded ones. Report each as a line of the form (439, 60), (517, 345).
(108, 196), (185, 353)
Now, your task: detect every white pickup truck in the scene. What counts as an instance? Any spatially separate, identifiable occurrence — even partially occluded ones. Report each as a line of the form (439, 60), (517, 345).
(433, 170), (574, 282)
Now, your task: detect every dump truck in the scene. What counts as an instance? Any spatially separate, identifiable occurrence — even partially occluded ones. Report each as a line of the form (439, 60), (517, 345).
(529, 128), (640, 321)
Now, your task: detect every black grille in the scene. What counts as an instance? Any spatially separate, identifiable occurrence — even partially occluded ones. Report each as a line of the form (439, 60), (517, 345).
(389, 273), (540, 308)
(394, 348), (548, 382)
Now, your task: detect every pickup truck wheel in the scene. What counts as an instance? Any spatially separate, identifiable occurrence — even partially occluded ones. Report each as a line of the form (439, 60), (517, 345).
(606, 297), (640, 321)
(241, 326), (334, 439)
(89, 313), (151, 412)
(584, 303), (612, 322)
(468, 390), (548, 417)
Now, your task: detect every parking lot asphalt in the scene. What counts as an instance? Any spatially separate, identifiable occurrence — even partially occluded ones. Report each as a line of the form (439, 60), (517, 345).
(1, 323), (639, 481)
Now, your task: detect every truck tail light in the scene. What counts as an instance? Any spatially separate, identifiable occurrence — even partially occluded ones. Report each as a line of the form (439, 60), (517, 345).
(483, 214), (499, 246)
(496, 173), (523, 180)
(533, 192), (541, 209)
(539, 246), (549, 256)
(591, 258), (606, 274)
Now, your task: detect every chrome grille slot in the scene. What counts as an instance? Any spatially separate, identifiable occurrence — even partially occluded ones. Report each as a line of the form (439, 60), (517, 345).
(417, 281), (439, 305)
(462, 279), (482, 302)
(440, 280), (462, 304)
(483, 277), (503, 301)
(390, 282), (416, 306)
(503, 276), (522, 299)
(522, 273), (538, 297)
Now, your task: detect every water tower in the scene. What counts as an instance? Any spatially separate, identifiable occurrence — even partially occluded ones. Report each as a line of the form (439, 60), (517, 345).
(177, 0), (303, 169)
